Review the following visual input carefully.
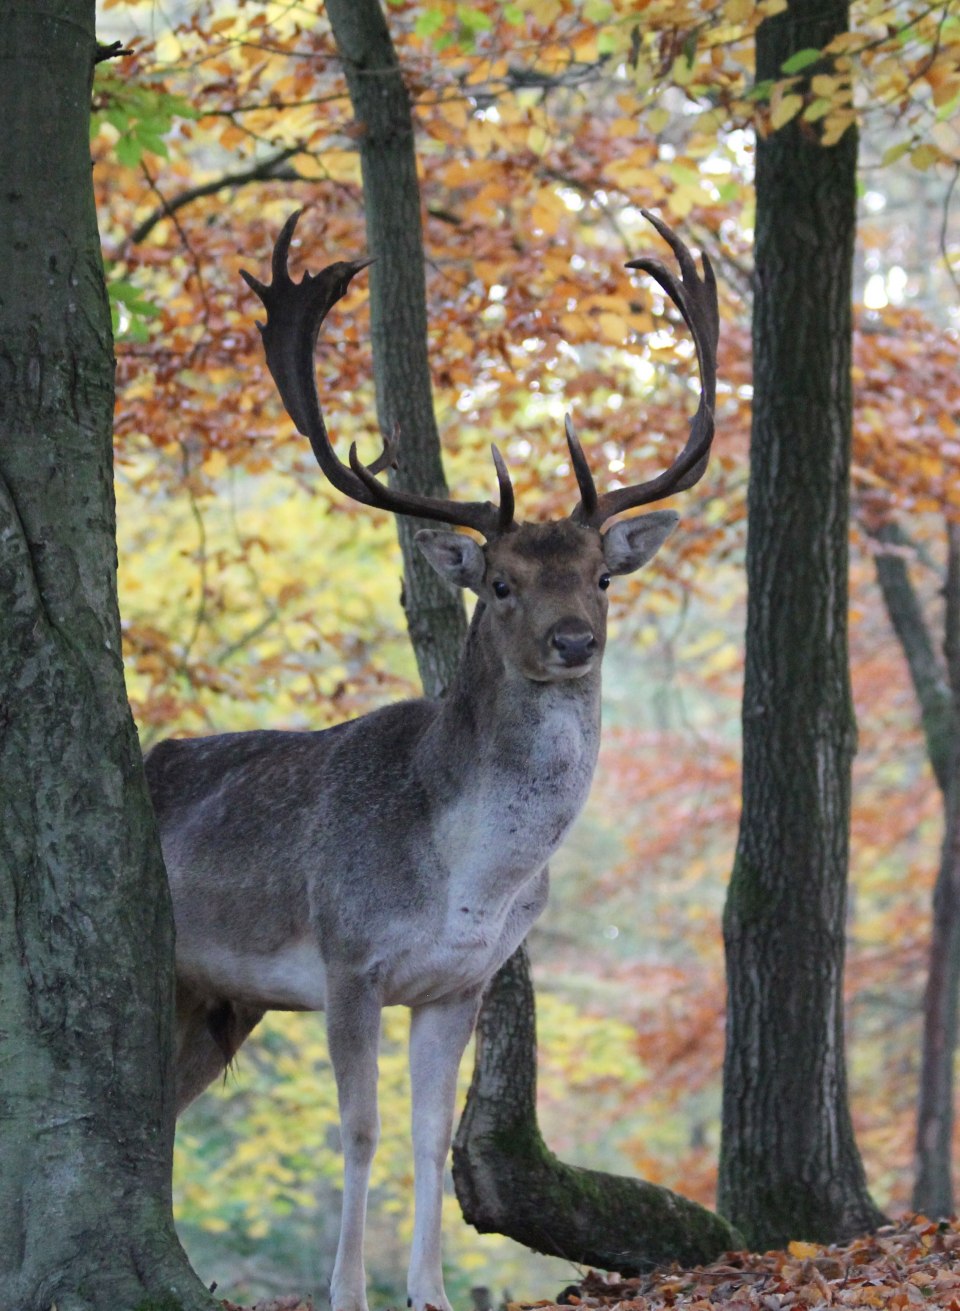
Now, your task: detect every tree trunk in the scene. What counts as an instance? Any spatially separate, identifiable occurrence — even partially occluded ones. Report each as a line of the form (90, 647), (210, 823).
(0, 7), (210, 1308)
(452, 946), (742, 1271)
(912, 521), (960, 1215)
(718, 0), (884, 1249)
(326, 0), (739, 1269)
(869, 520), (953, 795)
(324, 0), (468, 698)
(865, 517), (960, 1212)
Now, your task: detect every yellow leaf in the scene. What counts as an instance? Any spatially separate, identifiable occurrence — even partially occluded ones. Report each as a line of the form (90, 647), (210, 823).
(646, 106), (671, 136)
(820, 110), (856, 147)
(811, 73), (842, 99)
(597, 312), (628, 343)
(292, 152), (328, 181)
(788, 1240), (821, 1259)
(202, 449), (228, 477)
(771, 93), (804, 130)
(910, 143), (942, 170)
(666, 188), (694, 219)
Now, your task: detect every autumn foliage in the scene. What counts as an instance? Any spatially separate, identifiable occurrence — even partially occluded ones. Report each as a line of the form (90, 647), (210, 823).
(88, 0), (960, 1301)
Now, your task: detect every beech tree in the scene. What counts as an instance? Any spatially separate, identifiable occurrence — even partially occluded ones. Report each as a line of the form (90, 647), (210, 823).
(866, 516), (960, 1217)
(718, 0), (885, 1248)
(0, 5), (210, 1308)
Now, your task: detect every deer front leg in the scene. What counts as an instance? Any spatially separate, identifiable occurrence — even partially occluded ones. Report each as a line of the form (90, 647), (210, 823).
(327, 980), (383, 1311)
(407, 992), (484, 1311)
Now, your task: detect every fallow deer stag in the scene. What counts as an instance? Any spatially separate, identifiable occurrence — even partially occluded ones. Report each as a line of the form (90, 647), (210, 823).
(145, 209), (718, 1311)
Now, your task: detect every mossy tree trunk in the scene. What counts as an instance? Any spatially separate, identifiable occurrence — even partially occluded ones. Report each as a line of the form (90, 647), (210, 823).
(0, 6), (211, 1309)
(452, 946), (742, 1270)
(326, 0), (739, 1270)
(718, 0), (884, 1249)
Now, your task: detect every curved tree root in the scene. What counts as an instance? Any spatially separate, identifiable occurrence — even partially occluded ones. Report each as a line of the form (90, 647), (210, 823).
(453, 945), (742, 1273)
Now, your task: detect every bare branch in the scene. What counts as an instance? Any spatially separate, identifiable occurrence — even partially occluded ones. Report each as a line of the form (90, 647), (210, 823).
(128, 147), (303, 246)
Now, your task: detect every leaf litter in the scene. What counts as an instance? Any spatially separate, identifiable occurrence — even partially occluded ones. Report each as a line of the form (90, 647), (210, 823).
(218, 1216), (960, 1311)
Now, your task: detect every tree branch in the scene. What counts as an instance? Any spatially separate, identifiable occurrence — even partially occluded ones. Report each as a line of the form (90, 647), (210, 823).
(128, 147), (302, 246)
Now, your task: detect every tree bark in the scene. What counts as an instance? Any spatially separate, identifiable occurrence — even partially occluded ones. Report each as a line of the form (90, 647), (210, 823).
(0, 6), (210, 1308)
(869, 520), (953, 795)
(452, 946), (742, 1271)
(324, 0), (468, 698)
(718, 0), (885, 1249)
(912, 521), (960, 1215)
(326, 0), (738, 1270)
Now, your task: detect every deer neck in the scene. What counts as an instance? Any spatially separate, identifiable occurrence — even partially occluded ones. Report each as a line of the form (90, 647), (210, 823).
(431, 602), (602, 784)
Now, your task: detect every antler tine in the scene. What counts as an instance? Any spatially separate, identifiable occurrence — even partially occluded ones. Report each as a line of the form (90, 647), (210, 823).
(344, 438), (515, 537)
(570, 212), (719, 530)
(242, 211), (514, 539)
(490, 445), (516, 534)
(564, 415), (598, 521)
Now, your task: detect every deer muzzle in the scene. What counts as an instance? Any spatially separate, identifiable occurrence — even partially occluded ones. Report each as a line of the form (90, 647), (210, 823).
(548, 618), (598, 668)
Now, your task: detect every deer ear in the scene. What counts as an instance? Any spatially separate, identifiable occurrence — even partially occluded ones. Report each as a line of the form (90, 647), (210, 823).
(415, 529), (486, 592)
(602, 510), (678, 576)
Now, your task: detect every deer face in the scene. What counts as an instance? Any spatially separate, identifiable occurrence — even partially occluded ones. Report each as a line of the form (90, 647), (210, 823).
(417, 511), (678, 683)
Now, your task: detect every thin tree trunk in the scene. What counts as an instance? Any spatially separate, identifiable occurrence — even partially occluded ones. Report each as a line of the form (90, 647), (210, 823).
(869, 520), (953, 794)
(865, 516), (960, 1211)
(913, 521), (960, 1215)
(326, 0), (739, 1268)
(324, 0), (467, 697)
(0, 7), (210, 1308)
(718, 0), (884, 1249)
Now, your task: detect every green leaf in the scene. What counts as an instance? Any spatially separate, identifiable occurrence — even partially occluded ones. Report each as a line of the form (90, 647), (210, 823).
(880, 140), (911, 167)
(747, 78), (774, 102)
(107, 273), (161, 344)
(414, 8), (445, 37)
(457, 5), (492, 31)
(137, 130), (170, 158)
(780, 47), (823, 74)
(803, 97), (832, 122)
(115, 135), (143, 168)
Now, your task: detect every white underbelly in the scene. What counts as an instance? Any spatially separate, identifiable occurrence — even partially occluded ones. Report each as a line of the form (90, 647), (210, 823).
(178, 937), (327, 1011)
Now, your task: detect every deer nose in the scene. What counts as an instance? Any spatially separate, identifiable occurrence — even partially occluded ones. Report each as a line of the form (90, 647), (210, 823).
(549, 619), (598, 666)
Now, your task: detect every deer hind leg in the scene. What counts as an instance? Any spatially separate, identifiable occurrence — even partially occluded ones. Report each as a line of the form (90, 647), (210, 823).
(174, 984), (264, 1116)
(407, 992), (484, 1311)
(326, 979), (383, 1311)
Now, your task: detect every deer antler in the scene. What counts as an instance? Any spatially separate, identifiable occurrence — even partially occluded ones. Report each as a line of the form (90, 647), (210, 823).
(242, 210), (515, 538)
(567, 210), (719, 529)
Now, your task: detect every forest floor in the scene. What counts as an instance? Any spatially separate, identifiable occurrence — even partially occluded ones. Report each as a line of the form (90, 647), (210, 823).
(222, 1215), (960, 1311)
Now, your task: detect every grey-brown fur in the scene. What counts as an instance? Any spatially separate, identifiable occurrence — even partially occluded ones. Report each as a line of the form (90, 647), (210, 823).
(158, 209), (717, 1311)
(148, 515), (677, 1311)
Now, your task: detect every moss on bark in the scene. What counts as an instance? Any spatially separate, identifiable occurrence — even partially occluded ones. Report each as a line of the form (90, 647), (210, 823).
(0, 5), (211, 1308)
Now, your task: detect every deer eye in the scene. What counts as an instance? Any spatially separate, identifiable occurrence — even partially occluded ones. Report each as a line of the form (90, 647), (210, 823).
(599, 574), (611, 591)
(493, 580), (511, 599)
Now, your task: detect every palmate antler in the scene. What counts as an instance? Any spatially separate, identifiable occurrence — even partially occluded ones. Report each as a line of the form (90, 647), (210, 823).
(242, 209), (718, 538)
(241, 210), (514, 539)
(567, 210), (719, 529)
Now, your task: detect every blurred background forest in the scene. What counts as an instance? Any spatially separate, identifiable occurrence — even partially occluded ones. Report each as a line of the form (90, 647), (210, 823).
(91, 0), (959, 1303)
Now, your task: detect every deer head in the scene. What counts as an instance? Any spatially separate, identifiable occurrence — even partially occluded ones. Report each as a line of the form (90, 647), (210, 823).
(241, 210), (718, 684)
